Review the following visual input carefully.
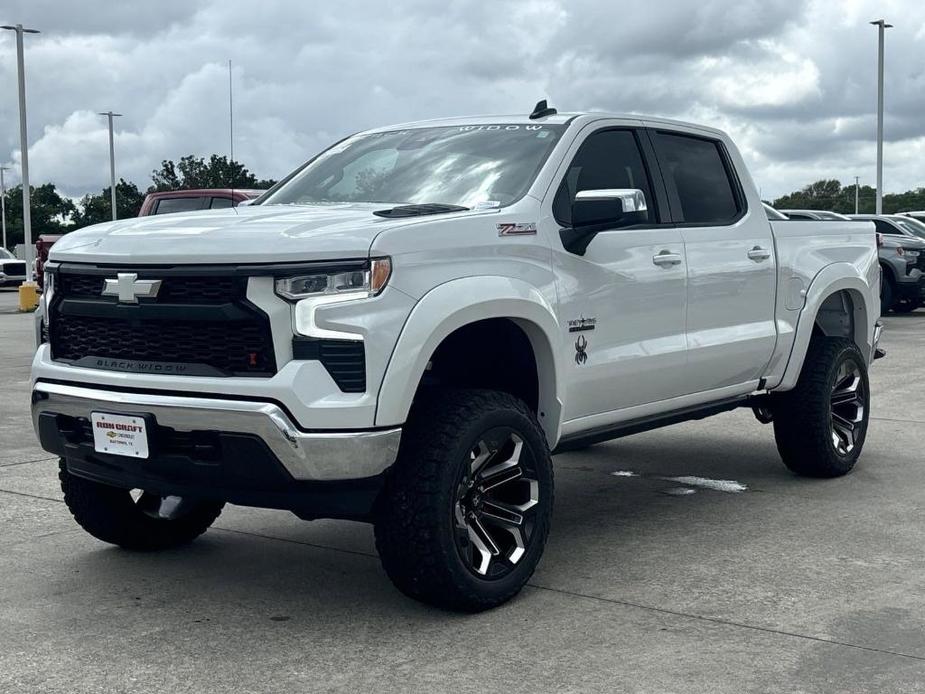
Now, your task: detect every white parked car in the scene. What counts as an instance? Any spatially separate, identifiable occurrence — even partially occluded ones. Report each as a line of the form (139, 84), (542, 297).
(0, 247), (27, 287)
(32, 104), (882, 611)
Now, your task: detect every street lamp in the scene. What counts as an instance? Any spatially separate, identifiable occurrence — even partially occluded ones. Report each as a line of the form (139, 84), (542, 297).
(0, 166), (8, 251)
(99, 111), (122, 220)
(1, 23), (39, 282)
(871, 19), (892, 215)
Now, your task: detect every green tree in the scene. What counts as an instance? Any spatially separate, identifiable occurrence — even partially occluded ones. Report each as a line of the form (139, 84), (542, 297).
(71, 179), (146, 229)
(772, 180), (925, 215)
(150, 155), (276, 191)
(1, 183), (76, 249)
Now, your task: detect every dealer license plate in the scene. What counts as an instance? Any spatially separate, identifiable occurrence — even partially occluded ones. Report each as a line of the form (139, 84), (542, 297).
(90, 412), (150, 459)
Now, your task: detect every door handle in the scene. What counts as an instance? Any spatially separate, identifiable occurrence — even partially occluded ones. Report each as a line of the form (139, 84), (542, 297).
(652, 251), (682, 267)
(747, 246), (771, 262)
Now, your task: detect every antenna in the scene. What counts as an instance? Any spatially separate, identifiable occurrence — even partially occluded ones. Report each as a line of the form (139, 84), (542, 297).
(529, 99), (557, 119)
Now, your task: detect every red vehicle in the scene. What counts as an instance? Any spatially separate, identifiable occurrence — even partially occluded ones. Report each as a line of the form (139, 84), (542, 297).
(35, 234), (64, 289)
(138, 188), (264, 216)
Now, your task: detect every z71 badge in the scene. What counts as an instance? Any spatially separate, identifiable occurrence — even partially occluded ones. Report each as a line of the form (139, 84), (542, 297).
(497, 222), (537, 236)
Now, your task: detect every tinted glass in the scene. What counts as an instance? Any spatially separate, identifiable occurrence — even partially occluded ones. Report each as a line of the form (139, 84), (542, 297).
(210, 197), (234, 209)
(892, 217), (925, 240)
(155, 197), (205, 214)
(263, 124), (565, 209)
(655, 132), (740, 224)
(873, 219), (901, 235)
(552, 129), (654, 225)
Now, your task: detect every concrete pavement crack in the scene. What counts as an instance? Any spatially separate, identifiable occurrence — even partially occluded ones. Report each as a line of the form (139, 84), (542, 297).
(5, 487), (924, 664)
(525, 583), (925, 663)
(0, 487), (62, 503)
(0, 455), (57, 468)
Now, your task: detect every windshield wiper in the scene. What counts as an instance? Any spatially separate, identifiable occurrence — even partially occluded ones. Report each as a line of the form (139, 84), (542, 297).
(373, 203), (469, 219)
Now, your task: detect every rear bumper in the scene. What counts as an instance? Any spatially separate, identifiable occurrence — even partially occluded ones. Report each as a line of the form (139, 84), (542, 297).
(32, 381), (401, 483)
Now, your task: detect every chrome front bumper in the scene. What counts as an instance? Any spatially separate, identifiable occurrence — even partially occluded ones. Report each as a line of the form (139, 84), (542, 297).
(31, 381), (401, 481)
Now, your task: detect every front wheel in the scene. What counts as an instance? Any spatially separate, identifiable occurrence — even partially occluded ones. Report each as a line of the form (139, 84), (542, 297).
(60, 460), (224, 550)
(374, 389), (553, 612)
(772, 338), (870, 477)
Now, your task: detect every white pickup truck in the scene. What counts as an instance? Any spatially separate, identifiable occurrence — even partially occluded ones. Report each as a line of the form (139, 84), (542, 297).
(32, 103), (882, 611)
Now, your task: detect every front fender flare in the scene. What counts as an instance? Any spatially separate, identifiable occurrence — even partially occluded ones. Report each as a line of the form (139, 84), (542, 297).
(375, 277), (563, 446)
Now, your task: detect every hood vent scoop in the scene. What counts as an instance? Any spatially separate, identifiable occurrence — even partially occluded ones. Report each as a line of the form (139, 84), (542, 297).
(373, 203), (469, 218)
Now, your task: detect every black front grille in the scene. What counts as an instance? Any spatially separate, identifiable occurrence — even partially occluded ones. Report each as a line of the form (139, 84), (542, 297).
(58, 273), (245, 304)
(2, 262), (26, 276)
(50, 268), (275, 377)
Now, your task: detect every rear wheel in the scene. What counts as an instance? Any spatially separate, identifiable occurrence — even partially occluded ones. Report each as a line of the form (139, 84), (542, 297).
(374, 389), (553, 612)
(59, 460), (224, 550)
(772, 338), (869, 478)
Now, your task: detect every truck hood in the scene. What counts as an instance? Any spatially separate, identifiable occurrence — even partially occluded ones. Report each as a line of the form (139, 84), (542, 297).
(49, 203), (409, 265)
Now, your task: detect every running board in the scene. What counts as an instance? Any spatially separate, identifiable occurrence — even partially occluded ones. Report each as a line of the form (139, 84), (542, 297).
(554, 396), (748, 453)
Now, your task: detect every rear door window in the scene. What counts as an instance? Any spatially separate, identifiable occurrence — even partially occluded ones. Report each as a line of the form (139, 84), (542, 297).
(154, 197), (207, 214)
(653, 132), (742, 225)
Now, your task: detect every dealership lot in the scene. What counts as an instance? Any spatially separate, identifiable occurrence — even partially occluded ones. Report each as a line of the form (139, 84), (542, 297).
(2, 287), (924, 692)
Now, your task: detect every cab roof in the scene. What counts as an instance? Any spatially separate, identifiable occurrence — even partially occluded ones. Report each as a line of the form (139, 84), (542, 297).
(362, 112), (728, 138)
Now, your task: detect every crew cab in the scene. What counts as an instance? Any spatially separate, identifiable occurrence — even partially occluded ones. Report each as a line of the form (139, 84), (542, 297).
(32, 105), (882, 611)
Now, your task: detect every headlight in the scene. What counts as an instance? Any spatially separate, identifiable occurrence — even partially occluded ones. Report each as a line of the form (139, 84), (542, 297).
(275, 257), (391, 301)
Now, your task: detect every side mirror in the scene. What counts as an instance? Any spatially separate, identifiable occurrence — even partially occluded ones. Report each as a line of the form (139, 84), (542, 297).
(561, 189), (648, 255)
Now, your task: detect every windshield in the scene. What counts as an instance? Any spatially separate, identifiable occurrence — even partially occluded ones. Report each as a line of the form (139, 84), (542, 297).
(262, 124), (565, 209)
(0, 248), (14, 259)
(893, 217), (925, 240)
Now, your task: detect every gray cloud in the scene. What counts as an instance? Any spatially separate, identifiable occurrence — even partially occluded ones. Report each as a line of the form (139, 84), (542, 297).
(1, 0), (923, 201)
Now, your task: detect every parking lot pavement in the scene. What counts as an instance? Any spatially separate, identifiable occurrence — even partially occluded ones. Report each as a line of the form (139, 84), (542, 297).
(2, 285), (924, 693)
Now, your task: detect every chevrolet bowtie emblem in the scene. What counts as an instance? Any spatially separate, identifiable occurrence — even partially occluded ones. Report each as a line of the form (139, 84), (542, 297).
(102, 273), (162, 303)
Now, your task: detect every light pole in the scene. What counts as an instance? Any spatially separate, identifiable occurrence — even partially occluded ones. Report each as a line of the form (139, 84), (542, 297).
(855, 176), (860, 215)
(0, 166), (8, 251)
(1, 23), (39, 280)
(99, 111), (122, 220)
(871, 19), (892, 215)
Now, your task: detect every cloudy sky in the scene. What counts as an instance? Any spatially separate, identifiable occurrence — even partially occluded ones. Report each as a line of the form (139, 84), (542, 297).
(1, 0), (923, 201)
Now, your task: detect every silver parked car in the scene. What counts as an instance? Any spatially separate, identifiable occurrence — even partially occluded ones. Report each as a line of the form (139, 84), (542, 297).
(779, 209), (852, 221)
(849, 214), (925, 313)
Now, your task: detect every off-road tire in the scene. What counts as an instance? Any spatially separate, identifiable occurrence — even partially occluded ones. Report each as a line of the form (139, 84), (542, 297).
(772, 338), (869, 478)
(374, 389), (553, 612)
(59, 460), (224, 550)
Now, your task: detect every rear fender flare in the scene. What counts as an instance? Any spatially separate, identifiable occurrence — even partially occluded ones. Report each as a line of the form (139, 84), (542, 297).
(773, 264), (876, 391)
